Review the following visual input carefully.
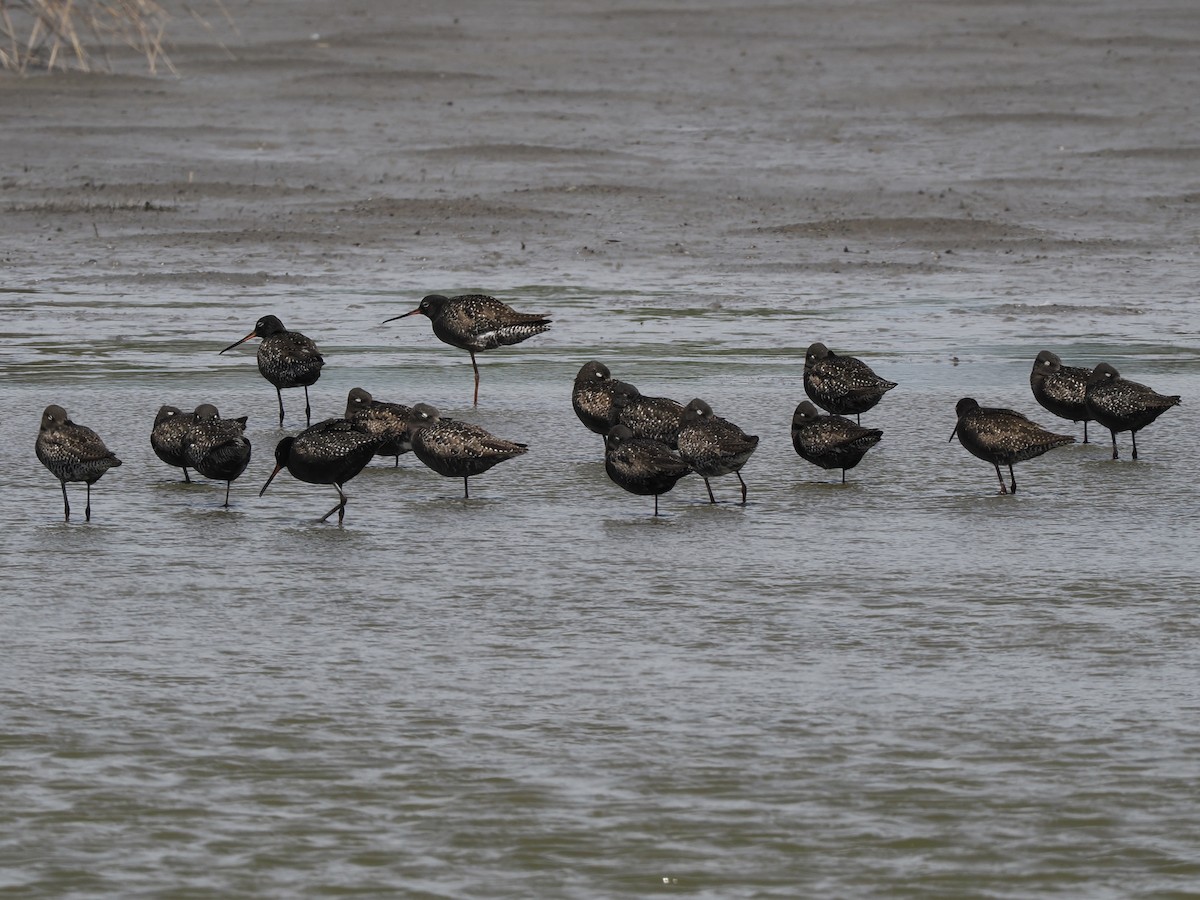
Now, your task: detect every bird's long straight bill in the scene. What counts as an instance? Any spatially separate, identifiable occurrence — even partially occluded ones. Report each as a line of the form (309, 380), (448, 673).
(381, 308), (421, 324)
(219, 331), (256, 354)
(259, 464), (284, 496)
(948, 423), (960, 443)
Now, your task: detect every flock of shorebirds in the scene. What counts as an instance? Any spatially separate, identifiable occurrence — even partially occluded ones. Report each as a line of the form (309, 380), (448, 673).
(34, 293), (1182, 522)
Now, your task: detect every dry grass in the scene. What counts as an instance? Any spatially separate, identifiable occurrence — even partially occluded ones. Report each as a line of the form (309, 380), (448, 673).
(0, 0), (231, 75)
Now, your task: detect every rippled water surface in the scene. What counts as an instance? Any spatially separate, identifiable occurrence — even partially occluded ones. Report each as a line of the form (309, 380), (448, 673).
(4, 0), (1200, 895)
(3, 278), (1198, 898)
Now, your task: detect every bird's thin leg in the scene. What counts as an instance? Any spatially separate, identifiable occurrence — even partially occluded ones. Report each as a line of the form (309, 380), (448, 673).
(856, 413), (861, 425)
(736, 472), (748, 504)
(470, 351), (480, 407)
(702, 477), (716, 504)
(276, 386), (285, 427)
(463, 477), (470, 500)
(1131, 432), (1139, 460)
(841, 469), (847, 485)
(320, 485), (348, 524)
(60, 481), (70, 522)
(85, 483), (92, 522)
(183, 467), (191, 483)
(1082, 420), (1089, 444)
(223, 481), (232, 508)
(653, 494), (660, 517)
(992, 463), (1008, 494)
(1110, 430), (1119, 460)
(303, 385), (312, 427)
(394, 455), (400, 468)
(1008, 463), (1017, 495)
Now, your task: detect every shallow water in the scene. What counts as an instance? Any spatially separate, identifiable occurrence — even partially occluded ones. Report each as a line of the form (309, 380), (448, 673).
(5, 0), (1200, 895)
(3, 276), (1199, 898)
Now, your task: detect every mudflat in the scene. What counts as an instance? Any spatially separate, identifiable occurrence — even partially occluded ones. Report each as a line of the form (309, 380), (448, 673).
(3, 0), (1197, 303)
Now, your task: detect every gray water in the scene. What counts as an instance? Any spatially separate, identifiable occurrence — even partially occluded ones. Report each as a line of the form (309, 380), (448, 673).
(2, 279), (1198, 898)
(5, 0), (1200, 895)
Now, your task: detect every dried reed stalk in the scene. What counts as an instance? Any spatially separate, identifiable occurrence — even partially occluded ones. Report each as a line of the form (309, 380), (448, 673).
(0, 0), (224, 74)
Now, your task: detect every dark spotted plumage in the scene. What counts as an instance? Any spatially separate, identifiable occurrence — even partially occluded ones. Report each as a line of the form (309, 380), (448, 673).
(406, 403), (528, 498)
(1084, 362), (1180, 460)
(613, 385), (684, 449)
(345, 387), (413, 466)
(150, 405), (198, 482)
(219, 315), (324, 427)
(572, 361), (639, 436)
(36, 404), (122, 522)
(181, 404), (252, 507)
(803, 342), (897, 422)
(790, 401), (882, 484)
(676, 398), (759, 504)
(950, 398), (1075, 494)
(604, 425), (691, 517)
(385, 293), (551, 406)
(259, 418), (379, 524)
(1030, 350), (1094, 443)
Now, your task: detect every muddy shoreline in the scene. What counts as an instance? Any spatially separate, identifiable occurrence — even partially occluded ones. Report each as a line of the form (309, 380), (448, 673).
(3, 0), (1197, 312)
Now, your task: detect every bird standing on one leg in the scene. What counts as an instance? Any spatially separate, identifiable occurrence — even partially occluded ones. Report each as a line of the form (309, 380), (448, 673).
(36, 404), (122, 522)
(181, 404), (252, 508)
(949, 398), (1075, 494)
(219, 315), (324, 427)
(344, 387), (413, 467)
(405, 403), (528, 499)
(384, 294), (551, 406)
(604, 424), (691, 517)
(150, 405), (198, 482)
(1029, 350), (1094, 443)
(790, 400), (882, 484)
(1084, 362), (1180, 460)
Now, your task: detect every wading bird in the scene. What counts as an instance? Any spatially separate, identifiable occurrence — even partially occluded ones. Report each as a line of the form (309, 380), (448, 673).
(385, 293), (550, 406)
(950, 398), (1075, 494)
(803, 342), (896, 423)
(790, 400), (882, 484)
(1084, 362), (1180, 460)
(406, 403), (528, 499)
(676, 398), (759, 504)
(1030, 350), (1094, 443)
(36, 404), (122, 522)
(220, 315), (324, 427)
(259, 418), (378, 524)
(181, 404), (252, 507)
